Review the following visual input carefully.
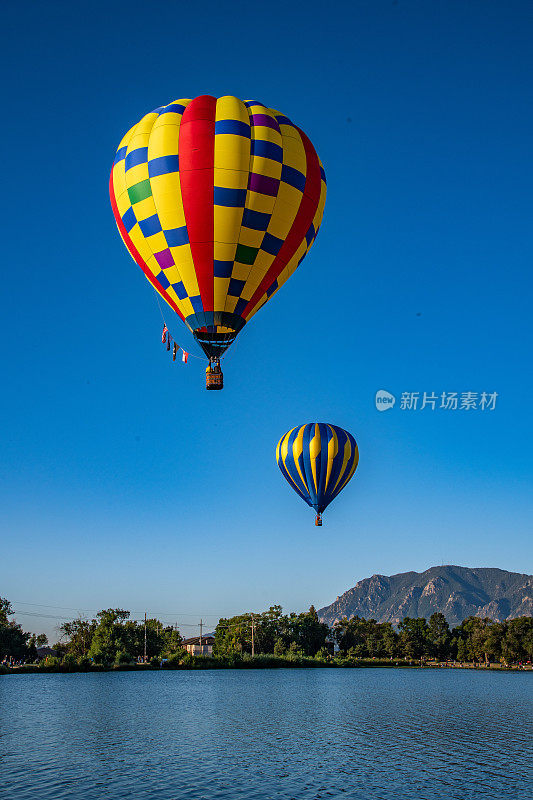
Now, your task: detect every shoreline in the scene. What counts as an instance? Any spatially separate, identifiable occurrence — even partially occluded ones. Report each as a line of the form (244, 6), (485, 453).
(2, 659), (531, 675)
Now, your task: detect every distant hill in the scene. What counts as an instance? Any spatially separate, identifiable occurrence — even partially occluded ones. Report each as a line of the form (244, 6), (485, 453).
(318, 566), (533, 628)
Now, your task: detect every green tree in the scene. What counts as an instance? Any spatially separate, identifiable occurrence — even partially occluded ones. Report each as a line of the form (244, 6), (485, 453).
(288, 606), (330, 656)
(161, 626), (183, 657)
(59, 618), (97, 657)
(398, 617), (430, 659)
(214, 606), (294, 656)
(88, 609), (131, 665)
(453, 617), (494, 664)
(214, 614), (253, 655)
(381, 623), (399, 658)
(502, 617), (533, 663)
(483, 622), (505, 663)
(334, 616), (368, 656)
(273, 638), (286, 656)
(427, 613), (451, 660)
(256, 606), (292, 653)
(0, 598), (33, 661)
(455, 637), (468, 661)
(0, 597), (14, 625)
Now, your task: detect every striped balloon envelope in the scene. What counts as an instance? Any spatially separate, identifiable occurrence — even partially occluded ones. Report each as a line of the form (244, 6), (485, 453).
(276, 423), (358, 524)
(110, 95), (326, 382)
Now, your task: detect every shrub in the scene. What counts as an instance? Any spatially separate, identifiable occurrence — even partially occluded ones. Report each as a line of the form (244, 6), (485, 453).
(162, 650), (190, 668)
(89, 648), (112, 667)
(62, 654), (78, 671)
(287, 642), (305, 661)
(115, 650), (133, 666)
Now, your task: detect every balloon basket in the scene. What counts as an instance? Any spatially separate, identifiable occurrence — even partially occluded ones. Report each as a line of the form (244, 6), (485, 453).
(315, 514), (323, 527)
(206, 370), (223, 390)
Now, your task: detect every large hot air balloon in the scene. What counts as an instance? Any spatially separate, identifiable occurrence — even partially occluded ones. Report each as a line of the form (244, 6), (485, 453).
(276, 423), (358, 525)
(110, 95), (326, 389)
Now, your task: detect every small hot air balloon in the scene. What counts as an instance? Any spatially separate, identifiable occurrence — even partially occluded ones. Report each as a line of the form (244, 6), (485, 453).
(110, 95), (326, 389)
(276, 423), (358, 525)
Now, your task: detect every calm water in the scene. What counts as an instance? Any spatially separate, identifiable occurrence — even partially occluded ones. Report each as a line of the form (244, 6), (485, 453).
(0, 668), (531, 799)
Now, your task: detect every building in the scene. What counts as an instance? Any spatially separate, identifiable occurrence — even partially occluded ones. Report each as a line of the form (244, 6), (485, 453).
(181, 636), (214, 657)
(35, 646), (59, 661)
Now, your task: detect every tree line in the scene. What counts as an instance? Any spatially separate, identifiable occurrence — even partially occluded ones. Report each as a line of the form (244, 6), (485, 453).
(215, 605), (533, 665)
(1, 595), (532, 668)
(0, 600), (183, 667)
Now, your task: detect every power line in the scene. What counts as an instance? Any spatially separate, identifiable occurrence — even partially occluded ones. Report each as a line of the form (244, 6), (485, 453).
(12, 606), (276, 638)
(11, 600), (224, 617)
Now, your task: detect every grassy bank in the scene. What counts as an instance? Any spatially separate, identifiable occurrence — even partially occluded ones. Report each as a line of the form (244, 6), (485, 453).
(2, 655), (530, 674)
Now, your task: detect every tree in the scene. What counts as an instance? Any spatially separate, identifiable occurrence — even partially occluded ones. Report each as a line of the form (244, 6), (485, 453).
(289, 606), (329, 656)
(452, 617), (494, 664)
(88, 609), (131, 665)
(214, 614), (253, 655)
(334, 616), (368, 656)
(456, 637), (468, 662)
(0, 597), (33, 662)
(256, 606), (292, 653)
(0, 623), (32, 661)
(57, 609), (179, 663)
(273, 638), (286, 656)
(214, 606), (294, 656)
(471, 618), (493, 664)
(333, 617), (398, 658)
(398, 617), (430, 659)
(161, 627), (183, 657)
(0, 597), (14, 625)
(381, 623), (399, 658)
(483, 622), (504, 663)
(59, 619), (97, 657)
(427, 613), (451, 660)
(502, 617), (533, 663)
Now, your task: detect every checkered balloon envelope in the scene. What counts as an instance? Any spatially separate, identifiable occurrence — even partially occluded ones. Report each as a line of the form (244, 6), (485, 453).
(110, 95), (326, 369)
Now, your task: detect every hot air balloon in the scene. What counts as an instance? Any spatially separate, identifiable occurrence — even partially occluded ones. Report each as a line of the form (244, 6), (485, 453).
(110, 95), (326, 389)
(276, 423), (358, 525)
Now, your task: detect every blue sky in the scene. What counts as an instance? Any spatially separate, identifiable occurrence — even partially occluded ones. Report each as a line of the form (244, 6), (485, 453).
(1, 0), (532, 640)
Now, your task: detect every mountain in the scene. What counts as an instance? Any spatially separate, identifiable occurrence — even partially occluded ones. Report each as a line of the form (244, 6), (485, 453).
(317, 566), (533, 628)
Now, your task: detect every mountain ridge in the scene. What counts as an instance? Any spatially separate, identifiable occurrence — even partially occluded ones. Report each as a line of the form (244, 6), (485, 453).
(317, 565), (533, 628)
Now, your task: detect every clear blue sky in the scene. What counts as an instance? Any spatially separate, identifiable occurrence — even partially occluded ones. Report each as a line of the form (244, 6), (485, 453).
(1, 0), (532, 641)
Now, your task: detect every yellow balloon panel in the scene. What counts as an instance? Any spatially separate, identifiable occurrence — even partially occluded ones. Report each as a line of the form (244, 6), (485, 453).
(110, 95), (326, 353)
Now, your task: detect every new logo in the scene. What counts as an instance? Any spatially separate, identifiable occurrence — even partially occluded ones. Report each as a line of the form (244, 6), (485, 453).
(375, 389), (396, 411)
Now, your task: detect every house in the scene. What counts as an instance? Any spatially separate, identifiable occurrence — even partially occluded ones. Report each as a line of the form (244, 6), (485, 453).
(35, 646), (59, 661)
(181, 636), (215, 657)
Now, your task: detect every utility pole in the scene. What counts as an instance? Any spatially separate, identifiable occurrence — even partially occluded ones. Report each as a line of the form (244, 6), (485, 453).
(251, 613), (255, 657)
(144, 612), (147, 663)
(199, 619), (203, 650)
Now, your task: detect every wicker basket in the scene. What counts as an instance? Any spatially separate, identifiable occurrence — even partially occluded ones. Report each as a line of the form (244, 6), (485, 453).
(206, 371), (223, 390)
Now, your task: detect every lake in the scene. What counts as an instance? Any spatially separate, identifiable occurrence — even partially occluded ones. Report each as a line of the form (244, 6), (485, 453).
(0, 668), (531, 799)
